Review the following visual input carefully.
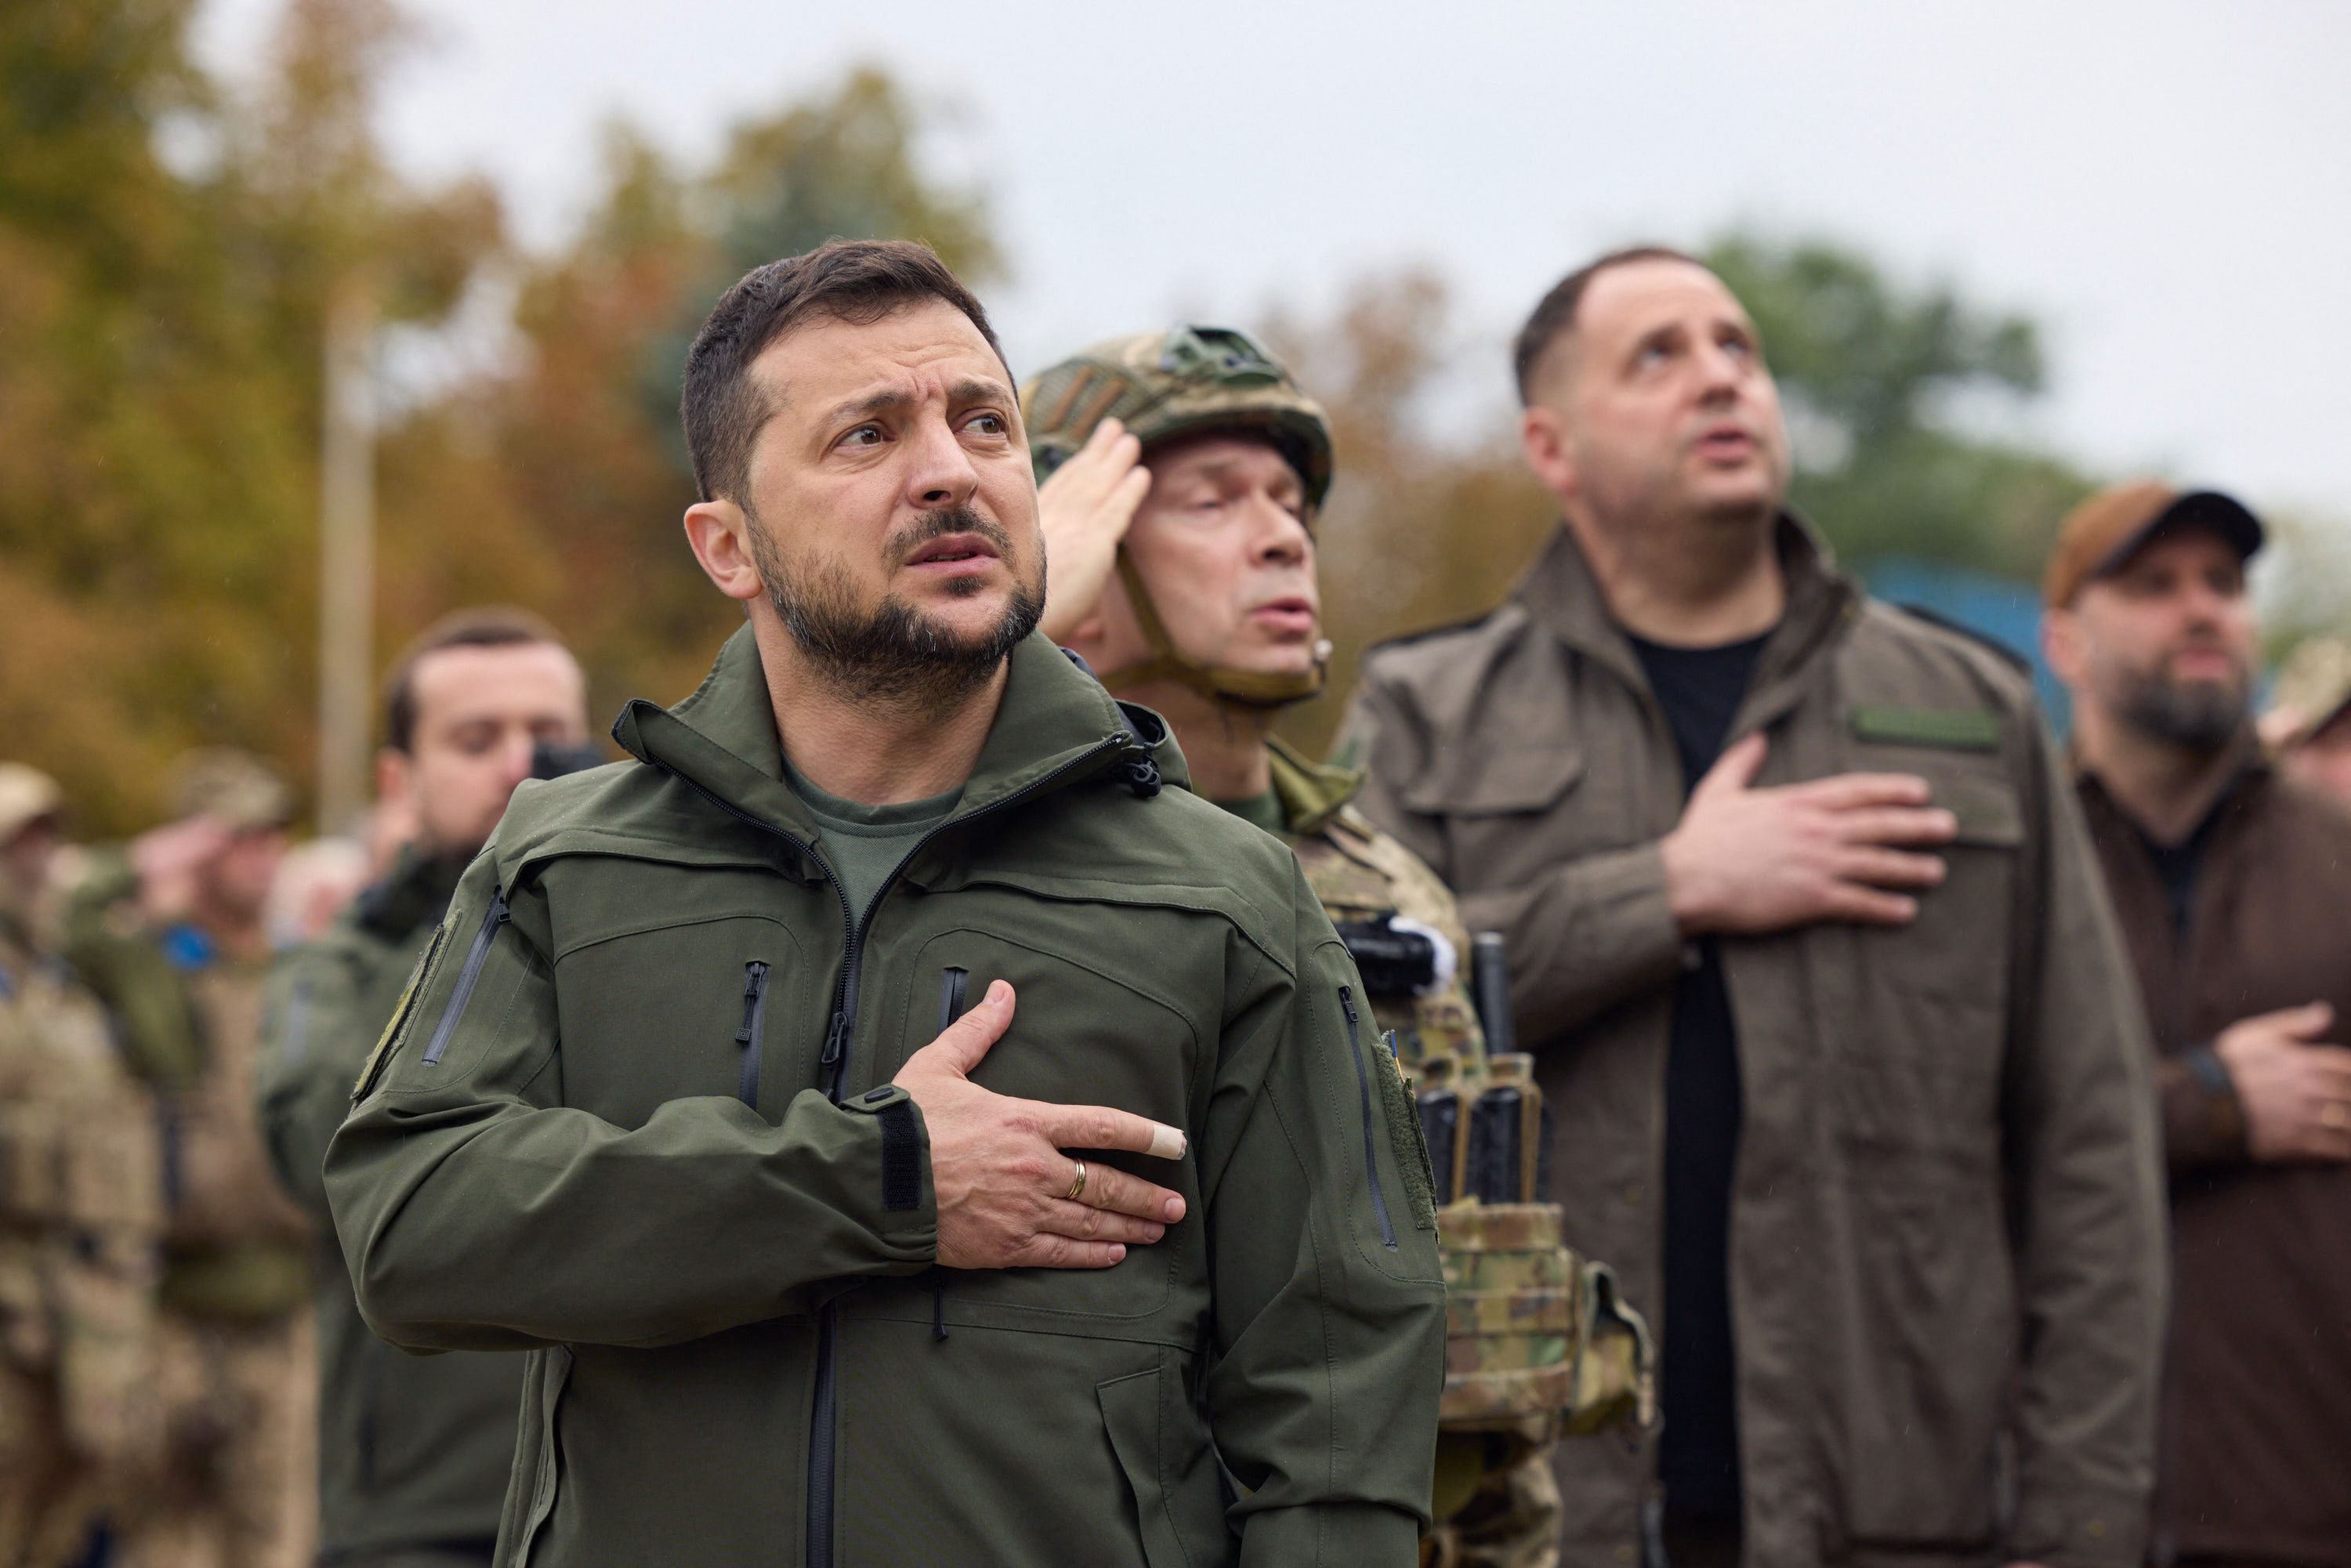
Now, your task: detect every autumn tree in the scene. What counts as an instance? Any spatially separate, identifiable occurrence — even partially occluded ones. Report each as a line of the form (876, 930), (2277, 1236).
(1702, 232), (2099, 581)
(0, 0), (498, 834)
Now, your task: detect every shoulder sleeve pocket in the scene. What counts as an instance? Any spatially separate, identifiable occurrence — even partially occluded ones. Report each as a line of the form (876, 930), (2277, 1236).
(353, 919), (449, 1101)
(1375, 1036), (1439, 1232)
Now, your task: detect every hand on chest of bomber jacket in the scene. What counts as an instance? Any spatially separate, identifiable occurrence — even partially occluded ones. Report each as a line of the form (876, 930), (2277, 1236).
(1345, 520), (2166, 1568)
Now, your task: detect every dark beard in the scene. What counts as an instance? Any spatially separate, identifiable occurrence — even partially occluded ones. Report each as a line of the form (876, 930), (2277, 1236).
(749, 504), (1044, 712)
(2114, 668), (2248, 753)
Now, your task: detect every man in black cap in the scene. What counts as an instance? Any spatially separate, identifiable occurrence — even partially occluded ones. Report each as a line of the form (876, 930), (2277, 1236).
(2045, 480), (2351, 1568)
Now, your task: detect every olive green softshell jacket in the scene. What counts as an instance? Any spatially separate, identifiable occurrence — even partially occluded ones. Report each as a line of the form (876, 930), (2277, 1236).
(259, 848), (522, 1559)
(324, 628), (1446, 1568)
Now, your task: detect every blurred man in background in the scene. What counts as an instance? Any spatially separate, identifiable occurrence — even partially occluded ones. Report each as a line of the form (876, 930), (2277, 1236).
(2258, 634), (2351, 808)
(1025, 325), (1649, 1566)
(63, 747), (316, 1568)
(2044, 483), (2351, 1568)
(1346, 247), (2165, 1568)
(1, 763), (166, 1568)
(258, 608), (589, 1568)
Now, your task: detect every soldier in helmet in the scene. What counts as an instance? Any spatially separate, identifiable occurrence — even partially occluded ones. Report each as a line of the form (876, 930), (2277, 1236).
(65, 747), (316, 1568)
(1026, 326), (1646, 1567)
(0, 762), (166, 1567)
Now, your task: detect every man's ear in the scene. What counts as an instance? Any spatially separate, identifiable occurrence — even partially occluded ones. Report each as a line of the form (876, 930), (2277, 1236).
(1520, 404), (1579, 504)
(375, 748), (411, 810)
(684, 499), (765, 603)
(1067, 564), (1143, 672)
(2041, 607), (2085, 689)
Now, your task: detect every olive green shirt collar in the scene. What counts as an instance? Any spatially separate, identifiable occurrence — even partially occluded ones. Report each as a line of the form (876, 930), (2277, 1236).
(1265, 734), (1364, 838)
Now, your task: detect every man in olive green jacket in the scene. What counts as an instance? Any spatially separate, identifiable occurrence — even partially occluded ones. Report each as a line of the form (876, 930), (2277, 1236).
(1346, 248), (2164, 1568)
(325, 241), (1444, 1568)
(259, 608), (589, 1568)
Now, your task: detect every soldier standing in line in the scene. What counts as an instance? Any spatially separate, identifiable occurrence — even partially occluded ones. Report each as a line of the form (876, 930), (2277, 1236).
(1024, 326), (1648, 1568)
(1346, 248), (2166, 1568)
(0, 762), (167, 1568)
(258, 607), (590, 1568)
(66, 748), (316, 1568)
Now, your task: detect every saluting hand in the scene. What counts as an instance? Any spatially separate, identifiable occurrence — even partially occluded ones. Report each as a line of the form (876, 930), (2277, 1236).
(894, 979), (1190, 1270)
(1661, 732), (1960, 936)
(1034, 417), (1151, 646)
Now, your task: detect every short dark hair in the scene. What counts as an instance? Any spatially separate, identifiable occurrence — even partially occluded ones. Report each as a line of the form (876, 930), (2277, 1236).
(679, 238), (1007, 505)
(1512, 244), (1701, 405)
(382, 606), (567, 753)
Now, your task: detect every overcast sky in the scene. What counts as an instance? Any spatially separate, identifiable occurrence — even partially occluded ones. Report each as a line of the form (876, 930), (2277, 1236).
(197, 0), (2351, 523)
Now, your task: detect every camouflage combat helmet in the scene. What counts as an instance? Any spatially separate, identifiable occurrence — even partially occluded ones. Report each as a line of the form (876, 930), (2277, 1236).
(2262, 634), (2351, 751)
(168, 747), (294, 831)
(0, 762), (63, 845)
(1023, 325), (1336, 708)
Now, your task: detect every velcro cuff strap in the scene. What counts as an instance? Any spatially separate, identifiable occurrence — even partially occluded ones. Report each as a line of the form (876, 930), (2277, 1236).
(847, 1085), (925, 1214)
(879, 1103), (921, 1212)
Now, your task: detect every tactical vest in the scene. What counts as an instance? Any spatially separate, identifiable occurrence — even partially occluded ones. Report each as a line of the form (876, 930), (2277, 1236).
(1267, 741), (1654, 1464)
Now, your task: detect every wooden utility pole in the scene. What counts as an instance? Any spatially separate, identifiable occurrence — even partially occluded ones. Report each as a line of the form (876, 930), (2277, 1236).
(317, 283), (377, 834)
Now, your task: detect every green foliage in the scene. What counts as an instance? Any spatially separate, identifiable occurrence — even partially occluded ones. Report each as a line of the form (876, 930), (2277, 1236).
(0, 2), (993, 835)
(1703, 232), (2099, 580)
(395, 62), (1004, 729)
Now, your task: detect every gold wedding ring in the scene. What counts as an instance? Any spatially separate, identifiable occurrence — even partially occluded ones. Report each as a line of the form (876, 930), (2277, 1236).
(1064, 1159), (1089, 1203)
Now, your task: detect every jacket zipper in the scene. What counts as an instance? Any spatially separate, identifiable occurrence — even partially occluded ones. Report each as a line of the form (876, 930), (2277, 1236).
(650, 740), (1127, 1568)
(928, 968), (972, 1342)
(938, 966), (969, 1032)
(735, 961), (772, 1107)
(1339, 985), (1398, 1250)
(422, 893), (510, 1066)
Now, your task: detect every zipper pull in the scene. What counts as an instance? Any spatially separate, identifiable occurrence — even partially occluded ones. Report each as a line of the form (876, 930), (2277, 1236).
(1339, 984), (1360, 1028)
(736, 961), (769, 1047)
(820, 1009), (847, 1066)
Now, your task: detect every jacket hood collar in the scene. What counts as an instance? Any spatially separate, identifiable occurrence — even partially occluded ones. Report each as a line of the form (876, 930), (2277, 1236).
(1515, 512), (1858, 700)
(1267, 734), (1363, 837)
(354, 844), (469, 937)
(611, 625), (1181, 837)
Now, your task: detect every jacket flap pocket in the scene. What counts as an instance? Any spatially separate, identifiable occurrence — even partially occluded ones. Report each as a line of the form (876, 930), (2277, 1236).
(1929, 771), (2024, 848)
(1400, 744), (1585, 817)
(1099, 1367), (1187, 1568)
(513, 1345), (574, 1567)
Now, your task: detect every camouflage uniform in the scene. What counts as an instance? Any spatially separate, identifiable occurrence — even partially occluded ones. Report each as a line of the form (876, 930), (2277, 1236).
(64, 753), (316, 1568)
(1027, 327), (1652, 1568)
(0, 763), (167, 1568)
(1266, 738), (1654, 1568)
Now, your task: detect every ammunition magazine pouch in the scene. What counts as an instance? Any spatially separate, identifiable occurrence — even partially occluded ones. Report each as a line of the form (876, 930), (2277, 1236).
(1437, 1200), (1655, 1443)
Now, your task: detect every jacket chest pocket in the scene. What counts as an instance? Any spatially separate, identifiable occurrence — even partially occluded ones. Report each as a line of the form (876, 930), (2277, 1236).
(866, 927), (1208, 1328)
(1842, 760), (2023, 1158)
(1414, 745), (1625, 893)
(551, 914), (808, 1128)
